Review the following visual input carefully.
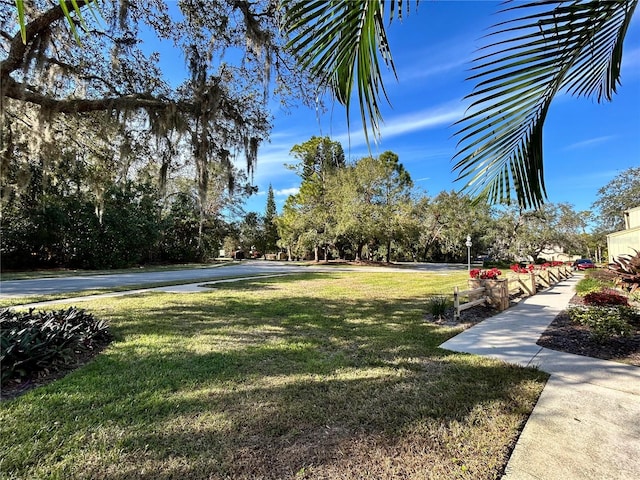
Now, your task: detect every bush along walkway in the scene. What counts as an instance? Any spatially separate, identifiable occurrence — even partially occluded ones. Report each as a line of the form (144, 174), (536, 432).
(440, 276), (640, 480)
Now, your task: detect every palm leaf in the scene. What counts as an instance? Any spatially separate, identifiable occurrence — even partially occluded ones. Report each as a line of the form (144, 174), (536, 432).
(454, 0), (637, 209)
(15, 0), (101, 45)
(281, 0), (412, 144)
(15, 0), (26, 43)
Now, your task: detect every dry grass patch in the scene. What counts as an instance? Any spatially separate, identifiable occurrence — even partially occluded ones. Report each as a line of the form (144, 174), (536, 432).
(1, 272), (546, 479)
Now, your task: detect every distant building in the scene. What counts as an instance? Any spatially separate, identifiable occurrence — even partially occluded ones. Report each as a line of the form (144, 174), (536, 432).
(537, 245), (580, 263)
(607, 206), (640, 262)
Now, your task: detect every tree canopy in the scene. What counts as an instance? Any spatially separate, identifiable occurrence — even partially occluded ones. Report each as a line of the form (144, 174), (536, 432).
(7, 0), (636, 230)
(592, 166), (640, 233)
(275, 136), (592, 263)
(1, 1), (315, 210)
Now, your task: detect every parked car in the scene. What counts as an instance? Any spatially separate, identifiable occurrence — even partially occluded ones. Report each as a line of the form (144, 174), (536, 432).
(572, 258), (595, 270)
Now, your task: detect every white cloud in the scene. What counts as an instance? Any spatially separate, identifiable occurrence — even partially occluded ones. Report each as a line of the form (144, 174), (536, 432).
(246, 95), (469, 193)
(386, 33), (473, 85)
(399, 59), (468, 83)
(247, 99), (464, 189)
(563, 136), (616, 150)
(332, 100), (467, 148)
(274, 187), (299, 197)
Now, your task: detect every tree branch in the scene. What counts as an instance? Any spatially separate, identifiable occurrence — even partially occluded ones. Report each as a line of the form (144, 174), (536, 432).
(2, 75), (177, 114)
(1, 0), (93, 78)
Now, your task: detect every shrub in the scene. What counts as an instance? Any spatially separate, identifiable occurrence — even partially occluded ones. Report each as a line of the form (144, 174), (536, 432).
(583, 289), (629, 307)
(0, 307), (110, 385)
(426, 295), (451, 318)
(0, 181), (164, 270)
(482, 260), (512, 269)
(575, 277), (608, 297)
(609, 250), (640, 293)
(567, 306), (634, 342)
(585, 268), (616, 283)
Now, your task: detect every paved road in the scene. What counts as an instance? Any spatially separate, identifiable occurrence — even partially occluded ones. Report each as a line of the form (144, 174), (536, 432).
(0, 261), (466, 297)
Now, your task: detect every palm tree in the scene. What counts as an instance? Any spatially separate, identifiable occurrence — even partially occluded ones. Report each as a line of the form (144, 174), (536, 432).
(281, 0), (637, 209)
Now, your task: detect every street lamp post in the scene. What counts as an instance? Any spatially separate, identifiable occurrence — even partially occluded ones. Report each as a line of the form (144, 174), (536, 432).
(465, 235), (472, 271)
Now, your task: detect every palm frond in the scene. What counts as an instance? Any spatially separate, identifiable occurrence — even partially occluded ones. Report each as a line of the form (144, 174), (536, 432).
(453, 0), (637, 209)
(16, 0), (27, 43)
(281, 0), (411, 144)
(15, 0), (101, 45)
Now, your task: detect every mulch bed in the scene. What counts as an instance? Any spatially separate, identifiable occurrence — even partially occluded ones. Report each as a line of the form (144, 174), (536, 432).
(537, 295), (640, 367)
(426, 294), (640, 367)
(425, 305), (498, 328)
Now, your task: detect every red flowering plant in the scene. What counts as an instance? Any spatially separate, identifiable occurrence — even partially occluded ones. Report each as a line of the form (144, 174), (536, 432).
(538, 261), (565, 270)
(510, 264), (535, 274)
(470, 267), (502, 279)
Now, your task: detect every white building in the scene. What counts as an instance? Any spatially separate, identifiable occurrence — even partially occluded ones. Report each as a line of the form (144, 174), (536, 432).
(607, 206), (640, 262)
(538, 245), (580, 263)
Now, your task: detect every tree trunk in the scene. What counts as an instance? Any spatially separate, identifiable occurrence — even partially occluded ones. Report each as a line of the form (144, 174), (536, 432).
(198, 211), (204, 252)
(385, 239), (391, 263)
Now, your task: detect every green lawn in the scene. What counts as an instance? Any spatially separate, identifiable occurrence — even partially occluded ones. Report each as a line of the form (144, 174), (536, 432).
(0, 272), (547, 479)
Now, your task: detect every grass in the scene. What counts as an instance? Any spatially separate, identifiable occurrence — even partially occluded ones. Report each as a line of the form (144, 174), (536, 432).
(0, 272), (547, 479)
(574, 270), (617, 297)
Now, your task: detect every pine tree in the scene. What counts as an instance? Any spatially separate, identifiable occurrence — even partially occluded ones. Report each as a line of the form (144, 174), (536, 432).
(264, 185), (279, 253)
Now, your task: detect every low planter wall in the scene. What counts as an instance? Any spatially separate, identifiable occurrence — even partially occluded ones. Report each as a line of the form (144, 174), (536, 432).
(454, 267), (573, 319)
(469, 278), (509, 311)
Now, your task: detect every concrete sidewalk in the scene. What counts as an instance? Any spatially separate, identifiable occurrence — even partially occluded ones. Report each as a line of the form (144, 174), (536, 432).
(440, 276), (640, 480)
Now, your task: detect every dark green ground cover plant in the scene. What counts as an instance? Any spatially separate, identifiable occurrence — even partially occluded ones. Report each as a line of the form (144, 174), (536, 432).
(1, 307), (111, 384)
(0, 272), (547, 479)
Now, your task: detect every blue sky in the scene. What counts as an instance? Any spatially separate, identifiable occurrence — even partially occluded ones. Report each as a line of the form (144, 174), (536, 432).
(246, 1), (640, 217)
(141, 1), (639, 217)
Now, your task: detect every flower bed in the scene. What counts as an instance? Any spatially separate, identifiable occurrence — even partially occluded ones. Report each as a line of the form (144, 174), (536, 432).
(470, 267), (502, 280)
